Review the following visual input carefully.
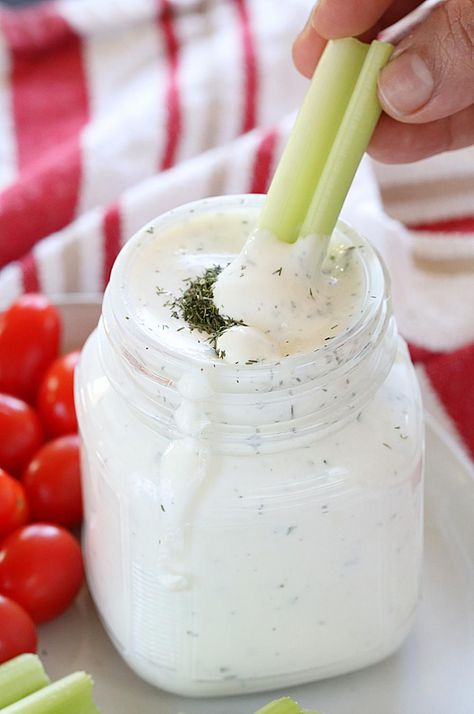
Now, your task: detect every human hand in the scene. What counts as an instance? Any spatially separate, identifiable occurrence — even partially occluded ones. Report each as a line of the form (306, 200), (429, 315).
(293, 1), (474, 163)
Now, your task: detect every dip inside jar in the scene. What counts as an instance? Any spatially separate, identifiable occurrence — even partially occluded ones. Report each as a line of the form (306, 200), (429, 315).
(127, 200), (367, 364)
(78, 195), (424, 697)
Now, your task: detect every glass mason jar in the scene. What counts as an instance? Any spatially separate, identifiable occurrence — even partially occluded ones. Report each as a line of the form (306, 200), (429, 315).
(75, 195), (424, 697)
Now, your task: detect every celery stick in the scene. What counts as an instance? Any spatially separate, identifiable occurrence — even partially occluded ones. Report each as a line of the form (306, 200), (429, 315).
(254, 697), (303, 714)
(0, 672), (100, 714)
(254, 697), (320, 714)
(301, 40), (393, 238)
(257, 38), (369, 243)
(0, 655), (49, 709)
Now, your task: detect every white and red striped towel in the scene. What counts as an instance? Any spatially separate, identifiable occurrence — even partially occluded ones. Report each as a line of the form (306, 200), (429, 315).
(0, 0), (473, 464)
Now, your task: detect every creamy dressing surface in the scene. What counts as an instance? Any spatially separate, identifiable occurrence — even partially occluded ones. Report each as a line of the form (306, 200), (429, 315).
(77, 198), (424, 697)
(128, 207), (366, 364)
(214, 228), (363, 362)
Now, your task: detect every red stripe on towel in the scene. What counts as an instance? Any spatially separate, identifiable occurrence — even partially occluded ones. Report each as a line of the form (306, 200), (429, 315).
(102, 203), (122, 289)
(0, 4), (89, 269)
(234, 0), (258, 133)
(249, 127), (278, 194)
(409, 216), (474, 233)
(424, 343), (474, 458)
(407, 342), (442, 365)
(158, 0), (181, 171)
(0, 2), (76, 55)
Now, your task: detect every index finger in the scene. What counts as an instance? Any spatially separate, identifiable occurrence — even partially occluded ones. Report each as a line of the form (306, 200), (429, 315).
(313, 0), (422, 39)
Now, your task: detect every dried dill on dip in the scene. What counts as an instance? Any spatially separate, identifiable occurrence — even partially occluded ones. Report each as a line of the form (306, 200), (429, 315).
(157, 265), (245, 354)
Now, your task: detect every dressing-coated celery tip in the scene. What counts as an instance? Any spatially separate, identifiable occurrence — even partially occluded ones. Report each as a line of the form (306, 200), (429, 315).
(0, 655), (49, 709)
(0, 671), (100, 714)
(254, 696), (320, 714)
(257, 37), (393, 244)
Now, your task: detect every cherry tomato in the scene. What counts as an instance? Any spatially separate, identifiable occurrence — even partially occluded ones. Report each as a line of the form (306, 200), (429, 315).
(0, 594), (37, 664)
(0, 294), (61, 403)
(0, 523), (84, 623)
(0, 394), (43, 475)
(37, 351), (80, 438)
(0, 469), (29, 541)
(22, 435), (83, 528)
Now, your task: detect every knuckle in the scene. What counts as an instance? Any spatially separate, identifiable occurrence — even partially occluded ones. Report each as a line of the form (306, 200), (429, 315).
(440, 0), (474, 60)
(425, 0), (474, 95)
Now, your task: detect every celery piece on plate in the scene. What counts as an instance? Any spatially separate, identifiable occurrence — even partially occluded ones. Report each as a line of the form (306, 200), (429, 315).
(254, 696), (320, 714)
(0, 655), (49, 709)
(0, 671), (100, 713)
(257, 38), (369, 244)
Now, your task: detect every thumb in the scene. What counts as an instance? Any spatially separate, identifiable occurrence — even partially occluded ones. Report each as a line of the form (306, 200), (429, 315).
(378, 0), (474, 123)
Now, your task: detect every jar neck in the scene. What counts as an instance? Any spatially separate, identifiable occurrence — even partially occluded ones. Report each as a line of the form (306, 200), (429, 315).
(99, 198), (398, 446)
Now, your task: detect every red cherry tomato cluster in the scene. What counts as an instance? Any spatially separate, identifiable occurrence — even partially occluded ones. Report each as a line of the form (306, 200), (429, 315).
(0, 294), (85, 664)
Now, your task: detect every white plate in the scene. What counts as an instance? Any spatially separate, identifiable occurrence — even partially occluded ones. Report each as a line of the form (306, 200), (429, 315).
(38, 298), (474, 714)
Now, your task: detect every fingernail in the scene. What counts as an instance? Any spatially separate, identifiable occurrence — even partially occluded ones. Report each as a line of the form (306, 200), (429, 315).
(379, 51), (434, 116)
(310, 0), (323, 28)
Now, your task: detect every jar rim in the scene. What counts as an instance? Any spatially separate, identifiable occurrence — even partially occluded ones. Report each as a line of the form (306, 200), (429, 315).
(104, 194), (391, 389)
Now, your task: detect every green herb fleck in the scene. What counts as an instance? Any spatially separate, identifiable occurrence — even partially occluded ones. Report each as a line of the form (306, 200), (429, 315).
(272, 267), (283, 276)
(161, 266), (245, 355)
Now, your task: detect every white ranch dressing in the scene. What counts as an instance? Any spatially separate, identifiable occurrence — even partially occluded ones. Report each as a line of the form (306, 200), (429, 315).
(213, 228), (362, 362)
(134, 208), (366, 364)
(76, 196), (424, 696)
